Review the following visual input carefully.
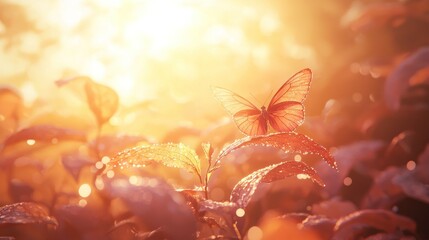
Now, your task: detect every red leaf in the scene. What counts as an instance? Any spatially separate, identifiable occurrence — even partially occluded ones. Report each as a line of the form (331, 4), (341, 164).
(103, 175), (197, 240)
(217, 132), (337, 169)
(333, 209), (416, 240)
(230, 161), (324, 208)
(361, 167), (404, 209)
(0, 202), (58, 227)
(299, 215), (336, 240)
(2, 125), (87, 147)
(56, 76), (119, 125)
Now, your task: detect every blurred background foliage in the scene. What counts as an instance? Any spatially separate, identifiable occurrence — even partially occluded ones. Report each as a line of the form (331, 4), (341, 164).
(3, 0), (425, 138)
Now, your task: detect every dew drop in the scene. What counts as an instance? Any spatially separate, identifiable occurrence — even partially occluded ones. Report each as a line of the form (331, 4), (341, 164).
(236, 208), (245, 217)
(406, 160), (416, 171)
(294, 154), (302, 162)
(26, 139), (36, 146)
(343, 177), (352, 186)
(297, 174), (309, 180)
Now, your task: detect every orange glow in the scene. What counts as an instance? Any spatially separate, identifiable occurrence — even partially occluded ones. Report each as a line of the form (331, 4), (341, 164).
(2, 1), (428, 238)
(1, 1), (317, 118)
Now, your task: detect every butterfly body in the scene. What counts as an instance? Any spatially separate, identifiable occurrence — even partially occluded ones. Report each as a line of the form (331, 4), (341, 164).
(213, 68), (312, 136)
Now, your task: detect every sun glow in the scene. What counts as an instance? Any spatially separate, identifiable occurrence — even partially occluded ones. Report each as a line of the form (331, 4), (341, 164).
(2, 0), (317, 138)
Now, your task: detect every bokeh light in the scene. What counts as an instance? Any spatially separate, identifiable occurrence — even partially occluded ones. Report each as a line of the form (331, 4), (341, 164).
(78, 183), (92, 198)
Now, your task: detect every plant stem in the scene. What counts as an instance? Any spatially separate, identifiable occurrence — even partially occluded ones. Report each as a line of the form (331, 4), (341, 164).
(232, 222), (242, 240)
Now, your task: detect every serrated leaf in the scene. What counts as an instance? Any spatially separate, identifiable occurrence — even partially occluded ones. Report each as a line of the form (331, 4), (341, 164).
(333, 209), (416, 240)
(56, 76), (119, 125)
(230, 161), (324, 208)
(103, 176), (197, 240)
(2, 125), (87, 147)
(0, 202), (58, 227)
(201, 142), (213, 162)
(84, 79), (119, 125)
(108, 143), (201, 178)
(217, 132), (337, 169)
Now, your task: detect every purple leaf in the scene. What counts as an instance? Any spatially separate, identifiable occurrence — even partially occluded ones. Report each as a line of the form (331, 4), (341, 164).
(0, 202), (57, 227)
(103, 175), (197, 240)
(230, 161), (324, 208)
(384, 47), (429, 110)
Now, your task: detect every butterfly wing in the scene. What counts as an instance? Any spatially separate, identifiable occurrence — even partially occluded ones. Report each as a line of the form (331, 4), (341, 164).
(212, 87), (267, 135)
(267, 68), (312, 132)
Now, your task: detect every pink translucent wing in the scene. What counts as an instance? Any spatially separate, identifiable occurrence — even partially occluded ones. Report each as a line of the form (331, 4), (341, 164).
(268, 68), (312, 109)
(235, 110), (268, 135)
(212, 87), (266, 135)
(268, 102), (304, 132)
(212, 87), (259, 114)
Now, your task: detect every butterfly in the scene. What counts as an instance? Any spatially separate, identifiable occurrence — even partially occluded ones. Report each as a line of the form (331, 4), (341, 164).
(213, 68), (312, 136)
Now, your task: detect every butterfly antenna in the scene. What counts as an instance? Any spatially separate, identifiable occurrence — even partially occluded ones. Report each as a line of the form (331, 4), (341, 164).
(249, 92), (262, 106)
(262, 89), (274, 106)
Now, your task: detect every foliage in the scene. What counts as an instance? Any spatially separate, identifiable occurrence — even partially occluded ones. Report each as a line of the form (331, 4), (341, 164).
(1, 0), (429, 239)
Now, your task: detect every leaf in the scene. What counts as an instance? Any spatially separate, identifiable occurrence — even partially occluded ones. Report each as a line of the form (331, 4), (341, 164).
(361, 167), (404, 209)
(315, 140), (386, 197)
(201, 143), (213, 163)
(299, 215), (336, 240)
(230, 161), (324, 208)
(0, 202), (58, 227)
(9, 179), (34, 202)
(384, 47), (429, 110)
(393, 170), (429, 204)
(347, 2), (407, 32)
(311, 198), (357, 219)
(333, 209), (416, 240)
(61, 153), (93, 181)
(217, 132), (337, 170)
(84, 79), (119, 125)
(56, 76), (119, 125)
(107, 143), (201, 180)
(54, 204), (113, 238)
(2, 125), (87, 148)
(103, 175), (197, 240)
